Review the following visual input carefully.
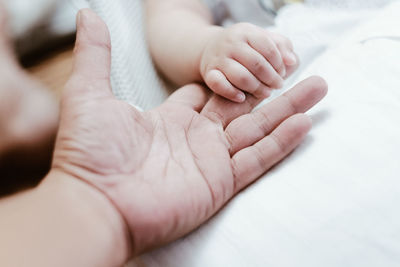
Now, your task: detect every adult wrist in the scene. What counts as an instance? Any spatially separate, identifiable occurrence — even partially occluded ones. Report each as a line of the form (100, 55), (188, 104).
(40, 170), (132, 266)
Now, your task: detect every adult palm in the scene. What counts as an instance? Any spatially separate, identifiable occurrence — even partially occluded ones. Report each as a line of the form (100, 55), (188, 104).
(52, 10), (327, 255)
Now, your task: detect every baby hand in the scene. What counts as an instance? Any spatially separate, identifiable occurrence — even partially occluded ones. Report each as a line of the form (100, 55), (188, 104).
(200, 23), (298, 103)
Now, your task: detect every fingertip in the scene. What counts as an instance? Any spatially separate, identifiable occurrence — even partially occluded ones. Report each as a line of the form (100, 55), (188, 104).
(298, 113), (313, 131)
(75, 9), (111, 49)
(286, 113), (313, 138)
(165, 83), (209, 111)
(77, 9), (99, 27)
(272, 76), (284, 89)
(67, 8), (113, 98)
(234, 92), (246, 103)
(76, 9), (93, 33)
(284, 54), (300, 79)
(279, 65), (287, 78)
(222, 89), (246, 103)
(76, 9), (83, 25)
(310, 75), (328, 91)
(284, 51), (297, 66)
(274, 54), (286, 78)
(305, 76), (329, 99)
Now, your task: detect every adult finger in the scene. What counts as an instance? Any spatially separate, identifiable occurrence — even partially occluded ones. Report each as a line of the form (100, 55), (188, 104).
(226, 76), (328, 154)
(231, 113), (311, 194)
(65, 9), (113, 102)
(201, 94), (262, 129)
(163, 83), (210, 112)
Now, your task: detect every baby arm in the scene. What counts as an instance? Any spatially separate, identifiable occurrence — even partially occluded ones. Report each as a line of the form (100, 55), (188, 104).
(146, 0), (298, 102)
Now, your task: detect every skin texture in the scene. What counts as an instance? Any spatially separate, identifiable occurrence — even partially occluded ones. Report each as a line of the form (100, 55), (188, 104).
(0, 172), (130, 267)
(146, 0), (299, 103)
(52, 10), (328, 256)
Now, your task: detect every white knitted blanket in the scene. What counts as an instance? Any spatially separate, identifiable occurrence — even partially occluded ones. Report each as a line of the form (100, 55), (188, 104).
(5, 0), (168, 110)
(86, 0), (169, 111)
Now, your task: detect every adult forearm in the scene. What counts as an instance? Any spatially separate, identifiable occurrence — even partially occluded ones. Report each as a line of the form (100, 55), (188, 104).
(0, 171), (130, 267)
(146, 0), (221, 85)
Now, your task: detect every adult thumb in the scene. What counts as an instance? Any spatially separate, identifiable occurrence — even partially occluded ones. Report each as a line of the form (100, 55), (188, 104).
(65, 9), (113, 101)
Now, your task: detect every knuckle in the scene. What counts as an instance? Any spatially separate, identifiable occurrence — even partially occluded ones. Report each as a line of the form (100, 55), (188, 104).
(270, 133), (286, 154)
(253, 65), (277, 87)
(254, 110), (273, 134)
(224, 32), (238, 44)
(253, 59), (268, 76)
(282, 94), (297, 114)
(252, 57), (264, 69)
(231, 157), (241, 193)
(230, 23), (256, 39)
(259, 40), (280, 59)
(237, 73), (253, 88)
(264, 47), (277, 58)
(253, 145), (268, 169)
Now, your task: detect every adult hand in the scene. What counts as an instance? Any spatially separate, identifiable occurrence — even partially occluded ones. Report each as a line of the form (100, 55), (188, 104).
(51, 9), (327, 256)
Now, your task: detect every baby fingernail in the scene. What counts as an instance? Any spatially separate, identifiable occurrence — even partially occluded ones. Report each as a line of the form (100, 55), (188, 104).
(235, 92), (246, 102)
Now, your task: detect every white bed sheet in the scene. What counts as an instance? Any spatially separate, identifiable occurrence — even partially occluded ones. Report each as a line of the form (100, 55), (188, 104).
(130, 2), (400, 266)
